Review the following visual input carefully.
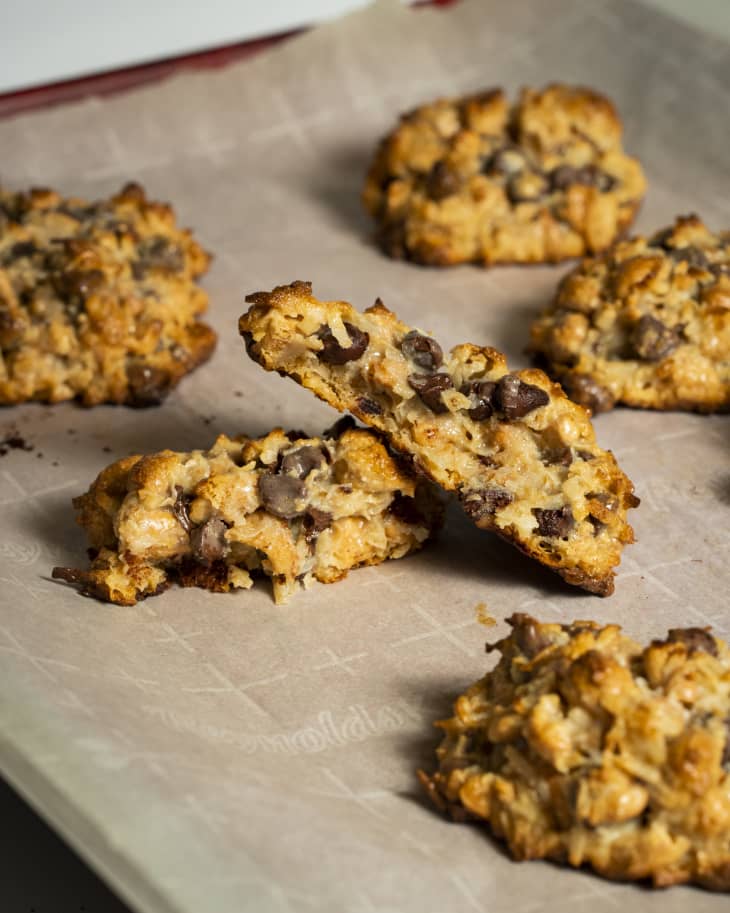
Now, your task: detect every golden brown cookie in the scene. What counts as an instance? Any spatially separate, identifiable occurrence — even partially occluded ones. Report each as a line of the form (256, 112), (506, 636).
(529, 215), (730, 413)
(53, 420), (442, 605)
(419, 613), (730, 891)
(0, 182), (215, 406)
(239, 281), (638, 596)
(363, 84), (646, 266)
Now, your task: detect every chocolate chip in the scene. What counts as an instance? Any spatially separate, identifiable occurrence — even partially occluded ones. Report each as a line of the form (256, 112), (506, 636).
(630, 315), (681, 362)
(316, 323), (369, 365)
(54, 268), (105, 300)
(388, 492), (425, 526)
(507, 613), (551, 658)
(665, 627), (718, 657)
(190, 517), (229, 565)
(408, 373), (453, 413)
(563, 374), (616, 414)
(543, 446), (573, 467)
(667, 246), (708, 269)
(400, 331), (443, 371)
(463, 381), (496, 421)
(461, 487), (513, 519)
(126, 364), (172, 407)
(532, 507), (574, 538)
(172, 485), (192, 533)
(280, 445), (327, 480)
(259, 473), (307, 519)
(549, 164), (616, 192)
(302, 507), (333, 543)
(722, 720), (730, 768)
(426, 161), (460, 200)
(132, 236), (185, 277)
(357, 396), (382, 415)
(10, 241), (37, 258)
(494, 374), (549, 420)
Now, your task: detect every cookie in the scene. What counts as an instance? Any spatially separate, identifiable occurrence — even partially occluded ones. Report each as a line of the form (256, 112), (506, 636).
(52, 420), (442, 605)
(529, 215), (730, 413)
(0, 182), (216, 406)
(419, 613), (730, 891)
(239, 281), (638, 596)
(362, 84), (646, 266)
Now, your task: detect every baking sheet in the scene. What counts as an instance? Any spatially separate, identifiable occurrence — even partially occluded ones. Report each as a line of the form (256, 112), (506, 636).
(0, 1), (729, 911)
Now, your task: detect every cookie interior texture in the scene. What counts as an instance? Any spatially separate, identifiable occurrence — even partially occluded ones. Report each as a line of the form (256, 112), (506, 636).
(239, 281), (638, 596)
(363, 84), (646, 266)
(52, 420), (443, 605)
(419, 613), (730, 891)
(529, 215), (730, 413)
(0, 182), (216, 406)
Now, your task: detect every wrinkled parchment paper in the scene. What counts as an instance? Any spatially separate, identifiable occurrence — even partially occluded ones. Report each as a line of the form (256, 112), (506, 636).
(0, 1), (728, 910)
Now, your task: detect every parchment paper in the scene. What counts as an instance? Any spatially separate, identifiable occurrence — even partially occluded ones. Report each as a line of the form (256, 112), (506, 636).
(0, 2), (728, 911)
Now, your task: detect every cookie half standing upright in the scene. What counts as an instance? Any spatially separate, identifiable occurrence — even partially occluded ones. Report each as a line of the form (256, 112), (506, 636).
(363, 84), (646, 266)
(53, 421), (442, 605)
(0, 182), (216, 406)
(419, 613), (730, 891)
(239, 282), (639, 596)
(530, 215), (730, 413)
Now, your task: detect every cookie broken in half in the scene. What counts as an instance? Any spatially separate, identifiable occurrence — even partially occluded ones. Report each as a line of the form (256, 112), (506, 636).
(240, 281), (638, 596)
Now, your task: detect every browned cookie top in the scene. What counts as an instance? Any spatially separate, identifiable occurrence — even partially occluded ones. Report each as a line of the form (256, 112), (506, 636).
(363, 84), (646, 266)
(420, 613), (730, 891)
(530, 215), (730, 413)
(0, 182), (215, 406)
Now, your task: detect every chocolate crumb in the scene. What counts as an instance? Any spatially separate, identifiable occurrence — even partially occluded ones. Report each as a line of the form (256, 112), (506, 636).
(0, 431), (34, 456)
